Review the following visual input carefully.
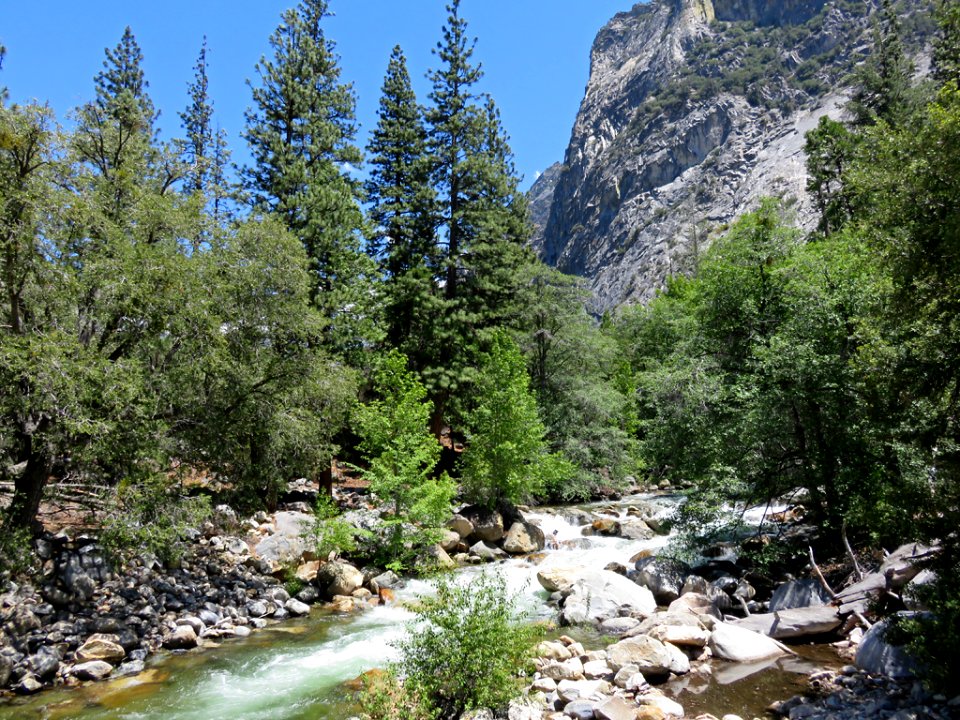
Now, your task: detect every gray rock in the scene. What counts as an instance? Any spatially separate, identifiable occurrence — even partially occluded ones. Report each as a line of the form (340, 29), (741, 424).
(502, 521), (545, 554)
(72, 660), (114, 681)
(0, 655), (12, 687)
(296, 585), (320, 604)
(595, 696), (638, 720)
(371, 570), (401, 590)
(16, 674), (42, 694)
(163, 625), (198, 650)
(732, 606), (842, 639)
(470, 541), (508, 562)
(527, 0), (886, 315)
(563, 699), (597, 719)
(856, 617), (921, 679)
(634, 557), (691, 605)
(76, 635), (126, 664)
(285, 599), (311, 617)
(27, 648), (60, 680)
(600, 616), (641, 636)
(317, 561), (364, 598)
(562, 570), (657, 624)
(607, 636), (675, 678)
(769, 578), (833, 612)
(709, 621), (789, 662)
(253, 511), (312, 567)
(466, 510), (505, 544)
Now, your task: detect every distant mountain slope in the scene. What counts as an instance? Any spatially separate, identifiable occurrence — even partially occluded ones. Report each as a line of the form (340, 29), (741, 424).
(530, 0), (933, 311)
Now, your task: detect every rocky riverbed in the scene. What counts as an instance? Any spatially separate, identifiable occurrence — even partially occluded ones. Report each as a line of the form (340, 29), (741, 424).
(0, 490), (953, 720)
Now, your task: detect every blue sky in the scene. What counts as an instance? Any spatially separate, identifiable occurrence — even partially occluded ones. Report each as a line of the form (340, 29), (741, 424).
(2, 1), (636, 190)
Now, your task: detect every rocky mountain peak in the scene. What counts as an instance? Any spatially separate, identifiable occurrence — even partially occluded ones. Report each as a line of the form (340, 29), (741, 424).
(530, 0), (931, 312)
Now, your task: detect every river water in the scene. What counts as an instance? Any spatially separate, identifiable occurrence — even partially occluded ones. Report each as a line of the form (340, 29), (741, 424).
(0, 494), (837, 719)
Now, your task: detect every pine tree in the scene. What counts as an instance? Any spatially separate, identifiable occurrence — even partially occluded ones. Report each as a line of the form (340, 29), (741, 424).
(423, 0), (533, 430)
(73, 27), (162, 224)
(933, 0), (960, 86)
(0, 44), (8, 104)
(242, 0), (372, 359)
(847, 0), (915, 127)
(365, 45), (437, 365)
(179, 38), (233, 230)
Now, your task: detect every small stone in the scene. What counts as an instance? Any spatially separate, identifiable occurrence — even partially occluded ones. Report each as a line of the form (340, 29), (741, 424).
(583, 659), (613, 679)
(637, 693), (684, 718)
(76, 635), (126, 664)
(163, 625), (198, 650)
(595, 696), (640, 720)
(72, 660), (114, 681)
(285, 599), (311, 616)
(16, 674), (42, 694)
(564, 699), (597, 719)
(532, 676), (558, 693)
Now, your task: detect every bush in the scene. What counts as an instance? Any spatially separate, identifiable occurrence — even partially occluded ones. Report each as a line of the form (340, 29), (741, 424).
(309, 493), (367, 560)
(390, 570), (539, 719)
(100, 474), (211, 567)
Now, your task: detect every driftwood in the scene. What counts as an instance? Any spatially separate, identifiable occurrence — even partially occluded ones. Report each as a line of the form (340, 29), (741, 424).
(808, 545), (838, 599)
(842, 520), (865, 581)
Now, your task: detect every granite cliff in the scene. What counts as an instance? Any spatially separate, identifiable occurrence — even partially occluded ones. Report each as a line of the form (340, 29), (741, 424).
(531, 0), (932, 311)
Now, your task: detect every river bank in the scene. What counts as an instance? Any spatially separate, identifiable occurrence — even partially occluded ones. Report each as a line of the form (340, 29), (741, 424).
(0, 490), (949, 719)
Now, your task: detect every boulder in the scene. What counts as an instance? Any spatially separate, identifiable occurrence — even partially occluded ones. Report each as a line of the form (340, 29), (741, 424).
(880, 543), (938, 588)
(163, 625), (198, 650)
(371, 570), (402, 590)
(541, 657), (584, 681)
(27, 648), (61, 681)
(855, 617), (921, 679)
(708, 622), (788, 663)
(648, 623), (711, 648)
(606, 636), (676, 677)
(448, 514), (474, 539)
(562, 570), (657, 624)
(439, 529), (462, 552)
(564, 700), (599, 719)
(600, 616), (641, 636)
(556, 678), (608, 703)
(537, 640), (574, 661)
(327, 595), (362, 613)
(463, 508), (505, 543)
(76, 635), (126, 664)
(72, 660), (114, 681)
(637, 693), (685, 718)
(296, 561), (321, 583)
(253, 511), (312, 567)
(285, 599), (311, 617)
(732, 607), (842, 640)
(470, 541), (508, 562)
(317, 561), (364, 598)
(583, 659), (613, 679)
(769, 578), (832, 612)
(620, 520), (655, 541)
(503, 521), (545, 555)
(595, 696), (639, 720)
(634, 557), (692, 605)
(537, 566), (581, 593)
(668, 592), (722, 618)
(588, 517), (621, 536)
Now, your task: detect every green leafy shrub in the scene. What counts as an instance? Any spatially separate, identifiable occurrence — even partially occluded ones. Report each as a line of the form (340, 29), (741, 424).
(309, 493), (367, 560)
(100, 475), (211, 567)
(392, 570), (539, 719)
(0, 525), (37, 578)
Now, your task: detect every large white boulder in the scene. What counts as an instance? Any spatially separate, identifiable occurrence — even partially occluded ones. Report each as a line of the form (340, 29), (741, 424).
(560, 569), (657, 624)
(708, 622), (789, 662)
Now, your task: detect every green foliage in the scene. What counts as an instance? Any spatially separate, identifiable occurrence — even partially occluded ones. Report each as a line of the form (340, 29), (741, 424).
(0, 525), (36, 578)
(242, 0), (379, 362)
(460, 332), (556, 509)
(805, 116), (857, 235)
(519, 265), (639, 501)
(847, 0), (918, 127)
(933, 0), (960, 85)
(100, 475), (211, 566)
(393, 570), (538, 720)
(309, 492), (366, 560)
(354, 351), (455, 569)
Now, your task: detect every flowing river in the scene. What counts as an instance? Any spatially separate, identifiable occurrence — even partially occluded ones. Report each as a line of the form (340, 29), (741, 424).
(0, 494), (836, 720)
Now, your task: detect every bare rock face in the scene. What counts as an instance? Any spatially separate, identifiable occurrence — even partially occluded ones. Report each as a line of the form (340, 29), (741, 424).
(530, 0), (928, 311)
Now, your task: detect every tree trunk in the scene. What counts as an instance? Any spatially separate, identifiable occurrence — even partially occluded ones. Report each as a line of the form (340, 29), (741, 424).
(4, 442), (50, 533)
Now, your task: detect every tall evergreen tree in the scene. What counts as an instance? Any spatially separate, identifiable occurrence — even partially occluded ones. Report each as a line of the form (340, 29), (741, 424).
(365, 45), (437, 365)
(847, 0), (915, 127)
(423, 0), (533, 430)
(0, 44), (8, 104)
(242, 0), (374, 359)
(933, 0), (960, 86)
(179, 38), (232, 230)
